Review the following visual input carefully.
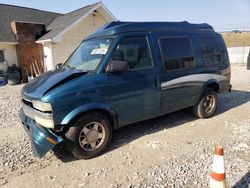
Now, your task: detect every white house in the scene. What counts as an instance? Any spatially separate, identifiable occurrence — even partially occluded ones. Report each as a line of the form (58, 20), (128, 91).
(36, 2), (117, 70)
(0, 2), (117, 82)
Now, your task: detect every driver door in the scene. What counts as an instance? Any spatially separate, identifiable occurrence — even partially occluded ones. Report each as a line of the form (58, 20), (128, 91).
(105, 33), (161, 126)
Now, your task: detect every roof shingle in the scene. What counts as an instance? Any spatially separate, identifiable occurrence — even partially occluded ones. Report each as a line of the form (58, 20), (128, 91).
(0, 4), (62, 42)
(38, 2), (100, 41)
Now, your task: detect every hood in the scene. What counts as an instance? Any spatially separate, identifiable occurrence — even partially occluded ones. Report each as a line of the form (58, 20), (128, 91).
(22, 69), (87, 99)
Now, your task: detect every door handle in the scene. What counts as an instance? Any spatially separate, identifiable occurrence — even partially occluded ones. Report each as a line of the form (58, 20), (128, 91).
(154, 78), (160, 87)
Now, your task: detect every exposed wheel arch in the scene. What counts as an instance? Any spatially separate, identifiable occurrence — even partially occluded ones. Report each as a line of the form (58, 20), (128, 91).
(64, 112), (113, 159)
(193, 87), (218, 118)
(206, 82), (219, 92)
(65, 109), (118, 132)
(196, 80), (220, 104)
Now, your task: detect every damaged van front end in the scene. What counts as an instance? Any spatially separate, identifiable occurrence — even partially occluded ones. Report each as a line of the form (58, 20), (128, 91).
(19, 98), (63, 158)
(19, 69), (89, 158)
(18, 36), (114, 159)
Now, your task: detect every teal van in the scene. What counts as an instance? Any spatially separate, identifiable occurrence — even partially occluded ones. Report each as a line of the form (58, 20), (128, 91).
(20, 21), (231, 159)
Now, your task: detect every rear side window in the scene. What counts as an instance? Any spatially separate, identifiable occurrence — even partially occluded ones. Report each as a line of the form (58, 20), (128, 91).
(159, 37), (195, 71)
(200, 37), (222, 65)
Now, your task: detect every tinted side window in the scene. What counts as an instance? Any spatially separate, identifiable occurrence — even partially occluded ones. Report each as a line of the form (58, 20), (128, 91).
(200, 37), (222, 65)
(111, 36), (153, 70)
(0, 50), (4, 62)
(160, 38), (195, 71)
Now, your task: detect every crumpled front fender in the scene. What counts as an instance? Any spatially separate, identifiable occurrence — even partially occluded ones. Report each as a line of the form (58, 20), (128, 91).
(19, 108), (63, 158)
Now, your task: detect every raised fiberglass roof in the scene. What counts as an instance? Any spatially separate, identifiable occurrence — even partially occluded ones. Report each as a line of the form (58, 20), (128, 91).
(88, 21), (214, 38)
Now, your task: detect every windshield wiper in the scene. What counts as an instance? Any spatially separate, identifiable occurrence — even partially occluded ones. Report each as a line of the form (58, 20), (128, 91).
(63, 64), (91, 73)
(66, 64), (76, 70)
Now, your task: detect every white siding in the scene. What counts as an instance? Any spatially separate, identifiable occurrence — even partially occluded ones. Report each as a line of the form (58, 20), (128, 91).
(43, 44), (54, 71)
(0, 43), (18, 66)
(51, 13), (108, 68)
(227, 46), (250, 64)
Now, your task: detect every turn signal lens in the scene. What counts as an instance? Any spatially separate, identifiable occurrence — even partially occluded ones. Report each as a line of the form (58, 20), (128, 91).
(45, 137), (57, 145)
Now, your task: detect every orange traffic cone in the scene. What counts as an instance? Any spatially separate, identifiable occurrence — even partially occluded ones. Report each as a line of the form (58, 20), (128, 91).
(210, 146), (226, 188)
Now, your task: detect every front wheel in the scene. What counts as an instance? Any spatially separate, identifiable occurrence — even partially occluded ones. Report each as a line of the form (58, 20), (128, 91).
(65, 113), (112, 159)
(192, 88), (218, 118)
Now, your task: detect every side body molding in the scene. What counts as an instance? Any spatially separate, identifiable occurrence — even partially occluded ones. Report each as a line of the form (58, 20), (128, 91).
(160, 73), (227, 90)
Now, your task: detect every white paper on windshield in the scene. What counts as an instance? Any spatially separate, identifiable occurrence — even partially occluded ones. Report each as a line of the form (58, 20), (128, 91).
(91, 48), (108, 55)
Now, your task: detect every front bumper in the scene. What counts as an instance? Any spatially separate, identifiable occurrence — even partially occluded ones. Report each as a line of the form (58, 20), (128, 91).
(19, 108), (63, 158)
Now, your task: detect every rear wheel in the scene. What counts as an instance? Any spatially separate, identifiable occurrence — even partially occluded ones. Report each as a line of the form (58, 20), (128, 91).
(193, 88), (218, 118)
(65, 113), (112, 159)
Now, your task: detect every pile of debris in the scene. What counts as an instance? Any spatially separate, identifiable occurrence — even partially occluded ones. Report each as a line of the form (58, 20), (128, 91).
(23, 58), (45, 82)
(0, 57), (45, 86)
(0, 64), (20, 86)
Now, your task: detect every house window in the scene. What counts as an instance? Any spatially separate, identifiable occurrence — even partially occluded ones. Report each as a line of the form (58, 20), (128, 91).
(111, 36), (153, 70)
(0, 50), (4, 62)
(159, 37), (195, 72)
(200, 37), (222, 65)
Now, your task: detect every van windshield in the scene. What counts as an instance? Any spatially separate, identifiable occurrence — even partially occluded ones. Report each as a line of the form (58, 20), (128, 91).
(62, 37), (113, 71)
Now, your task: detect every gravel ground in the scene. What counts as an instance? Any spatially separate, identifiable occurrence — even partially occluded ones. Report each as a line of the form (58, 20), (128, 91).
(0, 85), (22, 129)
(0, 64), (249, 188)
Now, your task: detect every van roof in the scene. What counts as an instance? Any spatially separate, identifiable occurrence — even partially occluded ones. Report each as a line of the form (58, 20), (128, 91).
(88, 21), (215, 38)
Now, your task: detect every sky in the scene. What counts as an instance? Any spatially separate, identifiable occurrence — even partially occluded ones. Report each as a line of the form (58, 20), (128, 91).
(1, 0), (250, 31)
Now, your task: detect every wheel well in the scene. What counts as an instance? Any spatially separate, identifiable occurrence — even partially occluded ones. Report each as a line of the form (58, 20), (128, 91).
(67, 109), (115, 130)
(207, 82), (219, 92)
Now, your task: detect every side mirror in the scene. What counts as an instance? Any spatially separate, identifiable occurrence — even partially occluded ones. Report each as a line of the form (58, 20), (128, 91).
(56, 63), (63, 69)
(106, 60), (128, 73)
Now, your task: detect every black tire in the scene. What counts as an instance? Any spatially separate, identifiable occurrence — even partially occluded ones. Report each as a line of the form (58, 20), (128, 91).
(65, 112), (112, 159)
(7, 78), (20, 85)
(192, 88), (218, 118)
